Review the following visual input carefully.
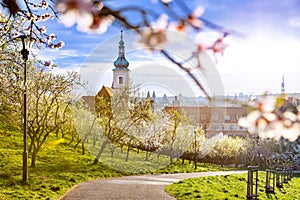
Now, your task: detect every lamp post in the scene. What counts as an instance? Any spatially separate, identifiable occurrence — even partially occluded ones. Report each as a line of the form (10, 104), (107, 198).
(194, 126), (197, 170)
(19, 35), (29, 183)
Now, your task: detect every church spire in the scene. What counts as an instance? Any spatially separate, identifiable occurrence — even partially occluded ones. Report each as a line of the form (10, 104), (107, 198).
(114, 29), (129, 69)
(281, 75), (285, 94)
(112, 29), (130, 90)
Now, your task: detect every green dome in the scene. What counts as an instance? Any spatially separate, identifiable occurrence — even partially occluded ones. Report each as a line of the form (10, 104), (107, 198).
(114, 56), (129, 68)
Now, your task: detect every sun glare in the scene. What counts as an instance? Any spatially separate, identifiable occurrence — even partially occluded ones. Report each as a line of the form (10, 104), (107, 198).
(220, 36), (300, 74)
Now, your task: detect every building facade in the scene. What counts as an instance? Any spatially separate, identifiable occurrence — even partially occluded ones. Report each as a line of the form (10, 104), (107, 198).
(164, 106), (249, 137)
(112, 30), (130, 90)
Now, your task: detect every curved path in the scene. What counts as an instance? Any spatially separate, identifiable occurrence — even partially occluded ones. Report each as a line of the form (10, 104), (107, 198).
(60, 170), (246, 200)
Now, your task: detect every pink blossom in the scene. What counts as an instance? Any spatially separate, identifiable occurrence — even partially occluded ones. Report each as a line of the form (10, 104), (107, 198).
(140, 28), (167, 51)
(54, 41), (65, 49)
(41, 0), (49, 9)
(41, 13), (52, 21)
(32, 3), (39, 10)
(151, 14), (168, 30)
(161, 0), (173, 4)
(210, 37), (228, 56)
(44, 60), (55, 69)
(187, 6), (205, 29)
(56, 0), (113, 34)
(238, 95), (300, 142)
(85, 15), (114, 34)
(139, 15), (169, 50)
(151, 0), (173, 3)
(39, 26), (47, 34)
(46, 33), (57, 45)
(57, 0), (94, 27)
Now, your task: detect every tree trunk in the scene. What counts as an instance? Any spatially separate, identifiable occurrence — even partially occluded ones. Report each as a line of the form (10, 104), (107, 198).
(93, 140), (109, 164)
(169, 142), (175, 164)
(82, 142), (85, 155)
(125, 144), (130, 162)
(170, 148), (174, 164)
(194, 154), (197, 169)
(170, 155), (174, 164)
(74, 139), (81, 149)
(68, 133), (74, 145)
(28, 140), (33, 154)
(60, 128), (65, 138)
(145, 151), (149, 161)
(55, 129), (59, 138)
(31, 147), (37, 167)
(110, 145), (115, 158)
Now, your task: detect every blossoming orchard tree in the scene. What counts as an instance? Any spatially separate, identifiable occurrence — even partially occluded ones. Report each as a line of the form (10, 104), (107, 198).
(1, 0), (299, 142)
(0, 46), (82, 167)
(0, 5), (82, 167)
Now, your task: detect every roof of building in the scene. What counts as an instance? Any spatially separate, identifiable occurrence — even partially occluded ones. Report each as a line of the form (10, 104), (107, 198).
(97, 86), (113, 98)
(113, 30), (129, 69)
(113, 58), (130, 69)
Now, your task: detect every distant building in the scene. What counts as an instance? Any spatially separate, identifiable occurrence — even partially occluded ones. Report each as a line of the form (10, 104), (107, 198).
(95, 86), (114, 113)
(81, 30), (299, 140)
(164, 106), (249, 138)
(82, 30), (130, 108)
(172, 96), (180, 106)
(281, 75), (285, 94)
(112, 29), (130, 90)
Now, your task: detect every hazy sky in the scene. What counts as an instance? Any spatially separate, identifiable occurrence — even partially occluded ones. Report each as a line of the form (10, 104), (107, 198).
(39, 0), (300, 96)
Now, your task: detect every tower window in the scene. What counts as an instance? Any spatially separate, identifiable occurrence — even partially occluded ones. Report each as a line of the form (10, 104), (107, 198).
(119, 77), (124, 84)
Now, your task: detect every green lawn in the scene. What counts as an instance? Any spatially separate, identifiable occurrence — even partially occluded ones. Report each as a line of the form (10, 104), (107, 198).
(0, 117), (239, 200)
(87, 143), (239, 174)
(166, 172), (300, 199)
(87, 144), (171, 174)
(0, 119), (129, 200)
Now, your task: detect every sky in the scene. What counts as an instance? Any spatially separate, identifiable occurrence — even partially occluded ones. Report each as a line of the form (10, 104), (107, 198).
(38, 0), (300, 97)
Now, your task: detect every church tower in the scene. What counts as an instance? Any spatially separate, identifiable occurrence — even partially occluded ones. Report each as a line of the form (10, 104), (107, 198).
(112, 30), (130, 90)
(281, 75), (285, 94)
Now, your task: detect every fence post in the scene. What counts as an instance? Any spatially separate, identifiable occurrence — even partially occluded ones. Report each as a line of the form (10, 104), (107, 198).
(283, 167), (289, 183)
(246, 166), (259, 200)
(287, 167), (293, 181)
(265, 169), (275, 194)
(275, 168), (283, 188)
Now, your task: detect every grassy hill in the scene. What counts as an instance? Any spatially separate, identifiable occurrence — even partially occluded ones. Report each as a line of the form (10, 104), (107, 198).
(0, 117), (128, 200)
(0, 115), (239, 199)
(166, 172), (300, 199)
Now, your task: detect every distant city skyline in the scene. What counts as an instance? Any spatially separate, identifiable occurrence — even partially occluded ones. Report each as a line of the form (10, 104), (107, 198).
(39, 0), (300, 96)
(77, 30), (298, 97)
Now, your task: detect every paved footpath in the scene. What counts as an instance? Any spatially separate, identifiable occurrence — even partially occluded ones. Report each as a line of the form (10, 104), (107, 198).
(60, 170), (246, 200)
(61, 171), (246, 200)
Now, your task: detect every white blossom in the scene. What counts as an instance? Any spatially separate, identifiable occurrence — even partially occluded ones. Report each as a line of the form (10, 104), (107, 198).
(57, 0), (113, 34)
(238, 95), (300, 142)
